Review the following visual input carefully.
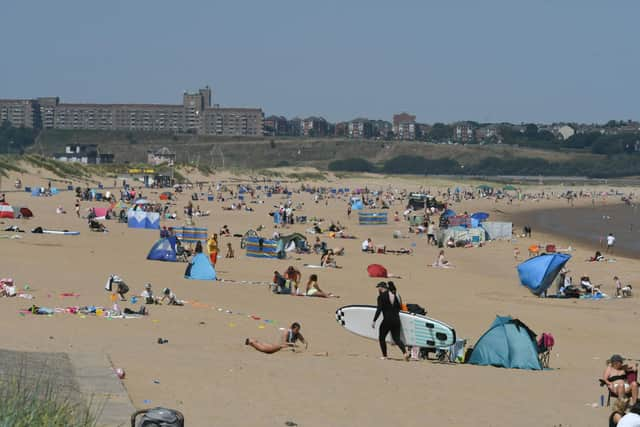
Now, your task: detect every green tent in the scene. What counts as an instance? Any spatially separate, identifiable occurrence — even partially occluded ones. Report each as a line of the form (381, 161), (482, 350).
(503, 185), (517, 191)
(477, 184), (493, 191)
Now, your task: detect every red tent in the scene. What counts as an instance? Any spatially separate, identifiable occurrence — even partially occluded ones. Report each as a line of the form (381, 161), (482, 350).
(0, 203), (15, 219)
(367, 264), (388, 278)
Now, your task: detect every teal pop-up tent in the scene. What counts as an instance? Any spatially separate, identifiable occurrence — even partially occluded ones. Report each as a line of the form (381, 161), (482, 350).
(468, 316), (542, 370)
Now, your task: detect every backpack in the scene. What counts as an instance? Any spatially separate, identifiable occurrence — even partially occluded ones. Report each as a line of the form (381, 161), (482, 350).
(137, 407), (183, 427)
(537, 332), (555, 352)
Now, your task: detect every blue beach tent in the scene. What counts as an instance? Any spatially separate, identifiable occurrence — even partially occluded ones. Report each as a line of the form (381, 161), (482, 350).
(147, 237), (178, 262)
(468, 316), (542, 370)
(184, 253), (217, 280)
(517, 253), (571, 296)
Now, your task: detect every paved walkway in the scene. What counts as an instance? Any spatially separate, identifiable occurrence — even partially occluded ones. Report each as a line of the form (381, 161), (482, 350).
(0, 349), (135, 427)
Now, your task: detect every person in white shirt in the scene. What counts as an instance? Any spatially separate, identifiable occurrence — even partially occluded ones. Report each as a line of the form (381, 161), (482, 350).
(141, 283), (160, 305)
(617, 401), (640, 427)
(606, 233), (616, 253)
(361, 238), (373, 253)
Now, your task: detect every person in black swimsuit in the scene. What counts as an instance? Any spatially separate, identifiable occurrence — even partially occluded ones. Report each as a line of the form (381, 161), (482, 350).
(372, 282), (409, 361)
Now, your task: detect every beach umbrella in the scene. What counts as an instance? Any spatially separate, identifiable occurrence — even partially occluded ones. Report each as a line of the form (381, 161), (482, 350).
(0, 203), (15, 219)
(471, 212), (489, 221)
(517, 253), (571, 296)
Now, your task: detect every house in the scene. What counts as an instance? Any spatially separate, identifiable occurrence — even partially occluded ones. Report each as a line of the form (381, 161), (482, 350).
(348, 118), (373, 139)
(264, 115), (289, 136)
(147, 147), (176, 166)
(475, 125), (500, 142)
(53, 144), (114, 164)
(557, 125), (575, 141)
(453, 122), (475, 143)
(301, 117), (328, 137)
(392, 113), (416, 140)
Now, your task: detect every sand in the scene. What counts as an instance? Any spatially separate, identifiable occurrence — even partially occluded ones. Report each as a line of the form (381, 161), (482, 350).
(1, 168), (639, 427)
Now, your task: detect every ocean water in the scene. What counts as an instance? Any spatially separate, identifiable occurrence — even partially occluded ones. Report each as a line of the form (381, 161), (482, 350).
(516, 203), (640, 259)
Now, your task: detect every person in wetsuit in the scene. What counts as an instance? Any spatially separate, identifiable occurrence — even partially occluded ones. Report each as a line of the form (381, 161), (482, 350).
(372, 282), (409, 361)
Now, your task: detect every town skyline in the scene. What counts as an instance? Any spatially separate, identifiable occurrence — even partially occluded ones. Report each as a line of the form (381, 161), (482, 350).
(1, 1), (639, 124)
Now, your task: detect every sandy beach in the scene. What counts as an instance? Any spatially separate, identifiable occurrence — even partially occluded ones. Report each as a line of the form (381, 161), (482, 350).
(1, 167), (639, 427)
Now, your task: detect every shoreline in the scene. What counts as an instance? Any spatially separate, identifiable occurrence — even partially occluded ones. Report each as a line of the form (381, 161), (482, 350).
(510, 201), (640, 260)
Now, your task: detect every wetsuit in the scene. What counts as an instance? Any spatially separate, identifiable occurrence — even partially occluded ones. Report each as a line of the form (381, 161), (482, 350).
(373, 291), (406, 357)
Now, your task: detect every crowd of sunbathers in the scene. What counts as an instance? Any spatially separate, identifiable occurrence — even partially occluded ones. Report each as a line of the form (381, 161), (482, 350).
(271, 267), (339, 298)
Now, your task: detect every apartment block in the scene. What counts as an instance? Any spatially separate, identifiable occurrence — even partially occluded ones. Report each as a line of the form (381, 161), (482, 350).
(301, 117), (328, 137)
(348, 118), (373, 139)
(392, 112), (416, 140)
(0, 86), (263, 137)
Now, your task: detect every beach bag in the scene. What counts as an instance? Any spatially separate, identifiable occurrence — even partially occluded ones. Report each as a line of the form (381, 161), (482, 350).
(134, 407), (183, 427)
(537, 332), (555, 353)
(406, 303), (426, 315)
(105, 276), (113, 292)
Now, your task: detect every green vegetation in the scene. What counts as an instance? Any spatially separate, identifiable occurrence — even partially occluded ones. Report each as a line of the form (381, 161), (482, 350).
(328, 154), (640, 178)
(22, 155), (91, 179)
(0, 121), (38, 154)
(0, 155), (26, 177)
(328, 158), (375, 172)
(0, 370), (101, 427)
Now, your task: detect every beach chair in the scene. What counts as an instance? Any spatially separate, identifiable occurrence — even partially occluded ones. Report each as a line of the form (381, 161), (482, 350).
(599, 370), (638, 407)
(537, 332), (554, 368)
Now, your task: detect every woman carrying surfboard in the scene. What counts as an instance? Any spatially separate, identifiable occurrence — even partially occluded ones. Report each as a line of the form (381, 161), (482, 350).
(372, 282), (410, 361)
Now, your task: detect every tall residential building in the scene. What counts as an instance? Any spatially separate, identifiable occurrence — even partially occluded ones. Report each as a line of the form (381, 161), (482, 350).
(301, 117), (328, 137)
(348, 118), (373, 139)
(0, 86), (263, 137)
(453, 121), (475, 142)
(392, 112), (416, 140)
(0, 99), (39, 128)
(264, 115), (289, 136)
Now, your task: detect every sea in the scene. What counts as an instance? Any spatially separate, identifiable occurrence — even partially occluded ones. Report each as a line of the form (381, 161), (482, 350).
(515, 203), (640, 259)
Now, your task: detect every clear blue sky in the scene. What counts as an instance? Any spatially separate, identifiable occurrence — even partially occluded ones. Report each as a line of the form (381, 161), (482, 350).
(1, 0), (638, 124)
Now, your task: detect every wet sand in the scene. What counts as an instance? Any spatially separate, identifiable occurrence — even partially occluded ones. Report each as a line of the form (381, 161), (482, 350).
(514, 202), (640, 259)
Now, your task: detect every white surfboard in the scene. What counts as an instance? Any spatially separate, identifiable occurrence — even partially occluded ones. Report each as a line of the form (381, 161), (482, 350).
(42, 230), (80, 235)
(335, 305), (456, 349)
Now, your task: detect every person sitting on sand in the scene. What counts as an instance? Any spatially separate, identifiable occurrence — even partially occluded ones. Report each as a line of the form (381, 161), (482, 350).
(602, 354), (638, 406)
(446, 237), (456, 248)
(432, 250), (452, 268)
(56, 205), (66, 214)
(0, 278), (17, 297)
(320, 249), (339, 268)
(271, 270), (291, 295)
(161, 288), (183, 306)
(220, 225), (231, 236)
(245, 322), (307, 354)
(305, 274), (338, 298)
(141, 283), (160, 304)
(225, 242), (235, 258)
(285, 266), (302, 294)
(589, 251), (605, 262)
(580, 275), (596, 294)
(362, 238), (374, 253)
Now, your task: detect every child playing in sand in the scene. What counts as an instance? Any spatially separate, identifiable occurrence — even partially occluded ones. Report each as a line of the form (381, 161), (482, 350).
(432, 250), (452, 268)
(161, 288), (183, 306)
(141, 283), (160, 304)
(225, 242), (235, 258)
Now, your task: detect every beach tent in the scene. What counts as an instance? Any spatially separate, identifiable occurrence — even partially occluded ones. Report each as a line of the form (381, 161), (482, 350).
(367, 264), (388, 278)
(468, 316), (542, 370)
(481, 222), (512, 240)
(477, 184), (493, 191)
(358, 211), (388, 225)
(438, 226), (485, 246)
(517, 253), (571, 296)
(245, 236), (279, 259)
(127, 210), (160, 230)
(471, 212), (489, 221)
(147, 237), (178, 262)
(503, 185), (517, 191)
(0, 203), (15, 219)
(184, 253), (217, 280)
(350, 197), (364, 210)
(277, 233), (308, 256)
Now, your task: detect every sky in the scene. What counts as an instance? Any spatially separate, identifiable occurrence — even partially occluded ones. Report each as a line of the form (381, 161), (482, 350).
(1, 1), (639, 124)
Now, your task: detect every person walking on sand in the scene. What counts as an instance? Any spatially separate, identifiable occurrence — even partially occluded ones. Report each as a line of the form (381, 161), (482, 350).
(245, 322), (307, 354)
(372, 282), (409, 361)
(606, 233), (616, 254)
(207, 233), (219, 266)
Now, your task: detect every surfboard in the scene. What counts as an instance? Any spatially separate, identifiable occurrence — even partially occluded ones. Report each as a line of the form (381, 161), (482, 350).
(335, 305), (456, 349)
(42, 230), (80, 235)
